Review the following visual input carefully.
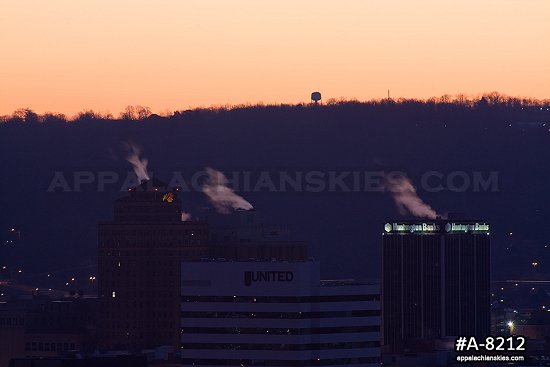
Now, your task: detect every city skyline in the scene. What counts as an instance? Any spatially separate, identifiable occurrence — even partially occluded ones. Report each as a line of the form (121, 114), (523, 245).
(2, 1), (550, 364)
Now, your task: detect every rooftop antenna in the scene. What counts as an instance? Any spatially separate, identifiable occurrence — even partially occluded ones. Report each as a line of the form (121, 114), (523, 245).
(388, 89), (390, 100)
(311, 91), (322, 105)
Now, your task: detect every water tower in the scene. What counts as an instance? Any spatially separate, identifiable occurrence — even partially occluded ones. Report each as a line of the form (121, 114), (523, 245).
(311, 91), (321, 104)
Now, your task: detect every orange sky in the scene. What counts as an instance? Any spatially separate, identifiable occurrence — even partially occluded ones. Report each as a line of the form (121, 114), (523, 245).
(1, 1), (548, 116)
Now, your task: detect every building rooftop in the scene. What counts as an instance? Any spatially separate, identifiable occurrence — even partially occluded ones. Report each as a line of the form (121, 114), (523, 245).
(320, 279), (379, 286)
(383, 220), (490, 235)
(195, 257), (315, 263)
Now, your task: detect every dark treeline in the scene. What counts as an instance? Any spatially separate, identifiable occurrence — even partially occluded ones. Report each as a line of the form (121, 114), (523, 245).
(1, 91), (550, 282)
(1, 92), (549, 125)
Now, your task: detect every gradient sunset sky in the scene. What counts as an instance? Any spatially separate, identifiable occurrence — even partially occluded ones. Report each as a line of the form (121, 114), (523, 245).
(1, 1), (548, 115)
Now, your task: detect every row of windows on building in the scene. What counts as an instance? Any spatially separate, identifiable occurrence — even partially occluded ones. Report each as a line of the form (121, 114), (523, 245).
(100, 239), (206, 248)
(100, 249), (207, 257)
(102, 269), (175, 277)
(181, 325), (380, 335)
(217, 247), (306, 258)
(114, 206), (181, 213)
(182, 295), (380, 303)
(0, 316), (24, 326)
(105, 322), (174, 330)
(25, 341), (76, 353)
(180, 357), (379, 366)
(102, 330), (174, 341)
(181, 341), (380, 351)
(99, 229), (207, 236)
(28, 315), (85, 328)
(104, 311), (173, 320)
(114, 216), (183, 223)
(105, 286), (175, 295)
(181, 310), (381, 319)
(104, 290), (175, 299)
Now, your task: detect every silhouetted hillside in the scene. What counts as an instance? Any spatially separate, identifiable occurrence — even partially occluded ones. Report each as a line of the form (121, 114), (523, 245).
(1, 96), (550, 282)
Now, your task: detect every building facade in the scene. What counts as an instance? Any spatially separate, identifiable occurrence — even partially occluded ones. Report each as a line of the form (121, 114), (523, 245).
(0, 297), (97, 365)
(98, 179), (209, 350)
(382, 220), (490, 352)
(208, 209), (308, 261)
(181, 260), (380, 366)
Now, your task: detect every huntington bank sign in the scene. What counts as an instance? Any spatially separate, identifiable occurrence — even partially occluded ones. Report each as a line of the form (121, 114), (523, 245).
(384, 222), (490, 234)
(244, 271), (294, 287)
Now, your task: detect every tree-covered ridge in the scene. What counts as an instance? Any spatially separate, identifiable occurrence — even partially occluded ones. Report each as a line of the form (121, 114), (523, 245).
(1, 92), (548, 125)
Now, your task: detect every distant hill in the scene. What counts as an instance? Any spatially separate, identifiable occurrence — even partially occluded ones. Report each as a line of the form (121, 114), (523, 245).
(1, 98), (550, 282)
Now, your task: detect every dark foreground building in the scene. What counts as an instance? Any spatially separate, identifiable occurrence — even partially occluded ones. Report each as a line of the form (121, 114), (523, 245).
(382, 220), (490, 352)
(208, 209), (308, 261)
(9, 355), (147, 367)
(0, 296), (97, 366)
(98, 179), (208, 350)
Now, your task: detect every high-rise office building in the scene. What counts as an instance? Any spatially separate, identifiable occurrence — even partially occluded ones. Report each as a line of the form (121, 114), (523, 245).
(382, 220), (490, 352)
(181, 260), (381, 366)
(208, 209), (308, 261)
(98, 178), (208, 350)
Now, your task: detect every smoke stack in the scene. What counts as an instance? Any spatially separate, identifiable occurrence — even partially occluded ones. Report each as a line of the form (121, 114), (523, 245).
(384, 174), (440, 220)
(202, 167), (253, 214)
(123, 141), (150, 182)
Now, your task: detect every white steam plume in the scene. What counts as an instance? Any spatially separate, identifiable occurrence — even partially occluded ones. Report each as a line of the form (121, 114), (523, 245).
(202, 167), (253, 214)
(385, 175), (438, 219)
(181, 212), (192, 221)
(124, 142), (149, 182)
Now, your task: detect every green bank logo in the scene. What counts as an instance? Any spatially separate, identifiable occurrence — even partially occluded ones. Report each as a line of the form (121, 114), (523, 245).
(445, 223), (490, 232)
